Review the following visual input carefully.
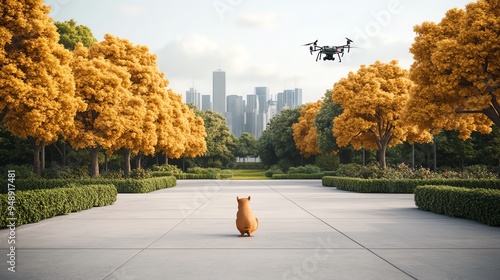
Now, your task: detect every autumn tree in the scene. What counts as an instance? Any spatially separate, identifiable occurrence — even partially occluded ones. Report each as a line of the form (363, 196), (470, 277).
(68, 44), (135, 177)
(292, 101), (322, 158)
(407, 0), (499, 139)
(333, 60), (431, 169)
(179, 103), (207, 159)
(90, 34), (164, 175)
(54, 19), (97, 50)
(156, 90), (206, 162)
(0, 0), (84, 176)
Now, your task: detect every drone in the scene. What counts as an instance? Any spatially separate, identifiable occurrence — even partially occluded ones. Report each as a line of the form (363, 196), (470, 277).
(303, 38), (354, 62)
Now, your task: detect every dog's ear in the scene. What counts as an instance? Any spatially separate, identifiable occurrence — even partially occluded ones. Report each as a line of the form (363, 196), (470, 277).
(236, 196), (240, 201)
(248, 196), (251, 201)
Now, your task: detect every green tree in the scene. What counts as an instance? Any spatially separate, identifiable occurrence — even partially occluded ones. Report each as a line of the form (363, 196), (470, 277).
(54, 19), (97, 50)
(196, 110), (235, 168)
(258, 108), (302, 169)
(313, 89), (353, 164)
(235, 132), (258, 160)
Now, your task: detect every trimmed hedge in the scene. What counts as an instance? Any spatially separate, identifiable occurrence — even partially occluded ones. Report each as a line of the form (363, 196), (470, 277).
(322, 176), (500, 193)
(174, 173), (233, 179)
(414, 185), (500, 226)
(273, 173), (324, 179)
(7, 176), (177, 194)
(0, 184), (117, 228)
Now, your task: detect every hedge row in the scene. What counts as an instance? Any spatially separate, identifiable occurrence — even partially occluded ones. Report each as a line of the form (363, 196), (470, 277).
(272, 173), (324, 179)
(0, 184), (117, 228)
(6, 176), (177, 193)
(322, 176), (500, 193)
(174, 173), (233, 179)
(414, 185), (500, 226)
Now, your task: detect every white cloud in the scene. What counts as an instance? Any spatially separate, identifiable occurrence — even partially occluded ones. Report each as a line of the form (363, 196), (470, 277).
(117, 4), (147, 17)
(237, 12), (278, 29)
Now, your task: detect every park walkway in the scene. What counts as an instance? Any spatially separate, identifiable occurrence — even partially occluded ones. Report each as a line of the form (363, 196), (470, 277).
(1, 180), (500, 279)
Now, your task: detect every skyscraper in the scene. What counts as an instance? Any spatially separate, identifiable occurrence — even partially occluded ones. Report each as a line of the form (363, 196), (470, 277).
(227, 95), (244, 137)
(212, 69), (226, 114)
(185, 87), (200, 109)
(255, 87), (269, 139)
(246, 94), (259, 137)
(201, 95), (212, 111)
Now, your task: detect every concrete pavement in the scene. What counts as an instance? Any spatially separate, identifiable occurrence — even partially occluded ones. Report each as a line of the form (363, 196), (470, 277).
(1, 179), (499, 280)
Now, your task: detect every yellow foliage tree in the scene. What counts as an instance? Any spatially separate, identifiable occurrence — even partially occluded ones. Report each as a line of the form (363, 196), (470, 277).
(156, 90), (207, 160)
(180, 103), (207, 158)
(155, 89), (188, 159)
(407, 0), (499, 139)
(333, 60), (431, 169)
(292, 101), (322, 158)
(0, 0), (84, 176)
(90, 34), (166, 174)
(69, 44), (137, 177)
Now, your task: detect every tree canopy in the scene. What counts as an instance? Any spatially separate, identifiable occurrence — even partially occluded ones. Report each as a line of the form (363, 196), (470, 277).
(54, 19), (97, 50)
(333, 60), (431, 169)
(0, 0), (85, 175)
(407, 0), (499, 139)
(292, 101), (322, 158)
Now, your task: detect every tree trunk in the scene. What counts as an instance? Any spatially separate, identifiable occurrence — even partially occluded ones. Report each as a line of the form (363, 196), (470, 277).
(379, 144), (387, 170)
(41, 141), (45, 172)
(135, 153), (142, 170)
(32, 139), (42, 177)
(123, 149), (131, 176)
(90, 146), (100, 177)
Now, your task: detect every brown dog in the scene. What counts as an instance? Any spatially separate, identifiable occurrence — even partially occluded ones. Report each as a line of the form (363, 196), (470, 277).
(236, 196), (259, 237)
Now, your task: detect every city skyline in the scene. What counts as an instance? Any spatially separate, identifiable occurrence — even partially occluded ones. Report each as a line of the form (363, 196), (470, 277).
(184, 69), (302, 139)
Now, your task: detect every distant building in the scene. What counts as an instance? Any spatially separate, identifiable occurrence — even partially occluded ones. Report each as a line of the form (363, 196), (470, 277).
(185, 87), (200, 109)
(227, 95), (244, 137)
(255, 87), (269, 138)
(212, 69), (226, 114)
(277, 88), (302, 113)
(245, 94), (259, 137)
(202, 95), (212, 111)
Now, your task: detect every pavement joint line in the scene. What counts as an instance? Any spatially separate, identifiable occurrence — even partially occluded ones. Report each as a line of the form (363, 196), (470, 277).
(101, 180), (228, 280)
(262, 181), (418, 280)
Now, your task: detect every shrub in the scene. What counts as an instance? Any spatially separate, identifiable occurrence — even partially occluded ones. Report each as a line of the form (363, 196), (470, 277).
(175, 173), (217, 179)
(265, 165), (283, 178)
(128, 168), (152, 179)
(0, 184), (117, 228)
(415, 185), (500, 226)
(314, 154), (340, 171)
(322, 176), (500, 193)
(288, 165), (321, 174)
(273, 173), (324, 179)
(8, 176), (177, 194)
(0, 164), (35, 179)
(150, 164), (183, 174)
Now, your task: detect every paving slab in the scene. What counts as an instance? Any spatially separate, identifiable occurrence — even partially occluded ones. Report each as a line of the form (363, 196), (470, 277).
(1, 179), (499, 280)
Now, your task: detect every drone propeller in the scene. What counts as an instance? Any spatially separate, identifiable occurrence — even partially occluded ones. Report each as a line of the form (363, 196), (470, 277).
(303, 40), (319, 55)
(303, 40), (318, 46)
(345, 38), (354, 52)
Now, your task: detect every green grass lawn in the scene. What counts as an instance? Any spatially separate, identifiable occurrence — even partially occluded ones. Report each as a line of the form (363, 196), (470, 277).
(230, 169), (269, 180)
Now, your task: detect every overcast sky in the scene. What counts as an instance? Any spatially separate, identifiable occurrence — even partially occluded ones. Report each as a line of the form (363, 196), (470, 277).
(47, 0), (472, 104)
